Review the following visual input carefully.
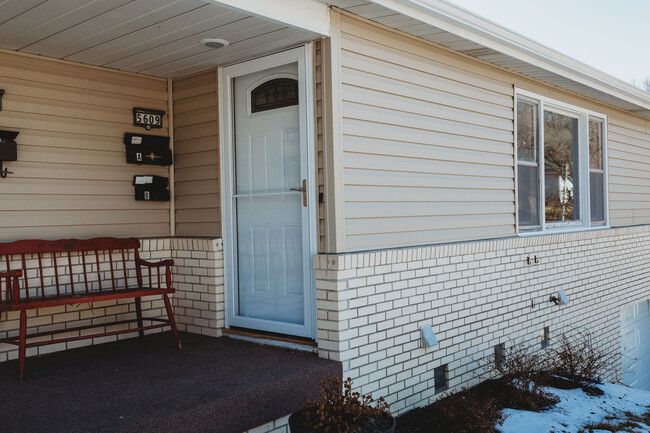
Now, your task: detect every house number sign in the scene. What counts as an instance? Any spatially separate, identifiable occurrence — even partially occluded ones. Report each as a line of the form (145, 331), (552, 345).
(133, 107), (164, 130)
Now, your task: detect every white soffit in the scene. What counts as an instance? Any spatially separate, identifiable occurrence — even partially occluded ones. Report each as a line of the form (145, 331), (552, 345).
(0, 0), (323, 78)
(323, 0), (650, 119)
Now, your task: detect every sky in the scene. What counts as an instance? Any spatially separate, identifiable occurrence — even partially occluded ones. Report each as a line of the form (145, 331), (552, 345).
(446, 0), (650, 87)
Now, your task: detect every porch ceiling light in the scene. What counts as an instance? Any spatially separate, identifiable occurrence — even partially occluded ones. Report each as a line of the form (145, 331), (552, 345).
(200, 38), (230, 49)
(550, 290), (570, 306)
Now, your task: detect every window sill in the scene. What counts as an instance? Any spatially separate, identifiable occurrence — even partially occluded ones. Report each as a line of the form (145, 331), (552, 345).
(518, 225), (610, 237)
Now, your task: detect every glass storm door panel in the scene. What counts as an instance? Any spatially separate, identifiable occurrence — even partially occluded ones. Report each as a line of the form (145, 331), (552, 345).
(232, 62), (308, 330)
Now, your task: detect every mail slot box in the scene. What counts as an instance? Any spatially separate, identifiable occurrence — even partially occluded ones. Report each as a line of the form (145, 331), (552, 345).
(134, 187), (170, 202)
(133, 175), (168, 188)
(0, 130), (18, 161)
(124, 133), (169, 147)
(133, 175), (170, 202)
(124, 132), (172, 166)
(126, 145), (172, 166)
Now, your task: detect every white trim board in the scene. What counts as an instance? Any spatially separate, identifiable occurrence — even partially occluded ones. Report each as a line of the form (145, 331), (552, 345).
(204, 0), (330, 36)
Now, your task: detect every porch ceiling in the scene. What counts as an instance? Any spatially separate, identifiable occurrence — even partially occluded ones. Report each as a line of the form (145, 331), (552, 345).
(0, 0), (321, 78)
(321, 0), (650, 119)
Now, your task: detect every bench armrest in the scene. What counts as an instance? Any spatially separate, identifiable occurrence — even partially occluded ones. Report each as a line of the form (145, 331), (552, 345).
(135, 258), (174, 289)
(0, 270), (22, 304)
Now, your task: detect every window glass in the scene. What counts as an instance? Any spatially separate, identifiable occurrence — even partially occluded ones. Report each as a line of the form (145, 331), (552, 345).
(250, 78), (298, 113)
(516, 98), (540, 228)
(590, 172), (605, 223)
(589, 119), (605, 223)
(517, 100), (538, 163)
(544, 111), (579, 223)
(516, 92), (607, 232)
(589, 120), (603, 170)
(518, 165), (539, 226)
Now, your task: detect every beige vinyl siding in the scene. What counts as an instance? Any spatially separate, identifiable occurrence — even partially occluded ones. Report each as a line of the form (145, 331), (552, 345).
(331, 11), (650, 252)
(0, 50), (170, 241)
(607, 115), (650, 226)
(172, 69), (221, 237)
(338, 14), (515, 251)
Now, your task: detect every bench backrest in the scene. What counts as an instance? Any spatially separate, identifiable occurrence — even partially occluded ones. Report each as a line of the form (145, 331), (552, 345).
(0, 237), (143, 303)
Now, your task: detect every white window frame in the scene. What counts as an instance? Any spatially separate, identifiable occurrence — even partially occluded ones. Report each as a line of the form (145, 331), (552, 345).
(515, 89), (609, 235)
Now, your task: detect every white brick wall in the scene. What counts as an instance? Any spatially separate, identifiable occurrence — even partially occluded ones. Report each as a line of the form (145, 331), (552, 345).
(0, 237), (225, 362)
(314, 226), (650, 414)
(6, 227), (646, 428)
(171, 237), (225, 337)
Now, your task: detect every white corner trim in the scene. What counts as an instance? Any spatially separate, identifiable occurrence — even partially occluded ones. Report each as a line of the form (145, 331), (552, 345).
(204, 0), (330, 36)
(365, 0), (650, 113)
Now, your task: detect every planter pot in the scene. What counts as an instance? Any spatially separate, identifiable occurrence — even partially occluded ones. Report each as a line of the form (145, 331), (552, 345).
(288, 410), (396, 433)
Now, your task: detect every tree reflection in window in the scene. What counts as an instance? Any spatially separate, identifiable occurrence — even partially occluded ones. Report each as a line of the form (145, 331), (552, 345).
(544, 111), (579, 223)
(251, 78), (299, 113)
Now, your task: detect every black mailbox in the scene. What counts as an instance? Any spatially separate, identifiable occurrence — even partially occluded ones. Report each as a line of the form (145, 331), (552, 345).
(124, 132), (172, 166)
(133, 175), (170, 201)
(0, 130), (18, 178)
(124, 133), (169, 147)
(0, 130), (18, 161)
(126, 145), (172, 165)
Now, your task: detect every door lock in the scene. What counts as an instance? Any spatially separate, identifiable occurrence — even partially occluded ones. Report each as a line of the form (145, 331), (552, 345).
(290, 179), (307, 207)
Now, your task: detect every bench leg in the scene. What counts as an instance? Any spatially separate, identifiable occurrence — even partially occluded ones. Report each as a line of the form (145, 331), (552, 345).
(18, 310), (26, 382)
(135, 297), (144, 338)
(163, 294), (181, 349)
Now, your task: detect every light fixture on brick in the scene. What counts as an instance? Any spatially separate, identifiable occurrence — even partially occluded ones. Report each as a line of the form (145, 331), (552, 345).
(420, 326), (438, 348)
(550, 290), (570, 306)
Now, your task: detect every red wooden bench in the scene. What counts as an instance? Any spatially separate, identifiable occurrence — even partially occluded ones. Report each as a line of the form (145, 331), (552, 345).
(0, 237), (181, 381)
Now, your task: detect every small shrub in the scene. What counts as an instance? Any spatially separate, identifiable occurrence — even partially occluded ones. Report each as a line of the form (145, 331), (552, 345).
(548, 330), (612, 385)
(486, 343), (548, 395)
(480, 342), (559, 410)
(293, 377), (392, 433)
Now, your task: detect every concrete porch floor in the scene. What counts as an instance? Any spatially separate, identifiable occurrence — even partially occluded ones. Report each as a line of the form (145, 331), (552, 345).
(0, 332), (341, 433)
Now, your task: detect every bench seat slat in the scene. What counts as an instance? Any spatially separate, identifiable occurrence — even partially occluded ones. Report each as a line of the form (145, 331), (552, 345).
(0, 286), (174, 311)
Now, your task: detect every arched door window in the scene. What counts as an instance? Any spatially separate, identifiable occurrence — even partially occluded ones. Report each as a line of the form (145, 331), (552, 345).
(250, 78), (299, 113)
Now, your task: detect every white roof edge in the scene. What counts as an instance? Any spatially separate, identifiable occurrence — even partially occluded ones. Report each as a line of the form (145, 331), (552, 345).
(367, 0), (650, 114)
(205, 0), (330, 36)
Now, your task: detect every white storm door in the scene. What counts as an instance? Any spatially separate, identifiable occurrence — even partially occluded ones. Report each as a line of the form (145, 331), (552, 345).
(223, 47), (314, 338)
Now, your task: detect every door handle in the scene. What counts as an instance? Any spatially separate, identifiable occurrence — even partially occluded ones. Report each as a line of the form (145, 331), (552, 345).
(290, 179), (307, 207)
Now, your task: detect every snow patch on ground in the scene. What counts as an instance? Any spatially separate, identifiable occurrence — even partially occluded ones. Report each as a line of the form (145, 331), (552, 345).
(499, 383), (650, 433)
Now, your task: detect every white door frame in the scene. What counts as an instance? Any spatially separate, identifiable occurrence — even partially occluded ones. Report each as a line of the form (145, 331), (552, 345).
(219, 45), (317, 339)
